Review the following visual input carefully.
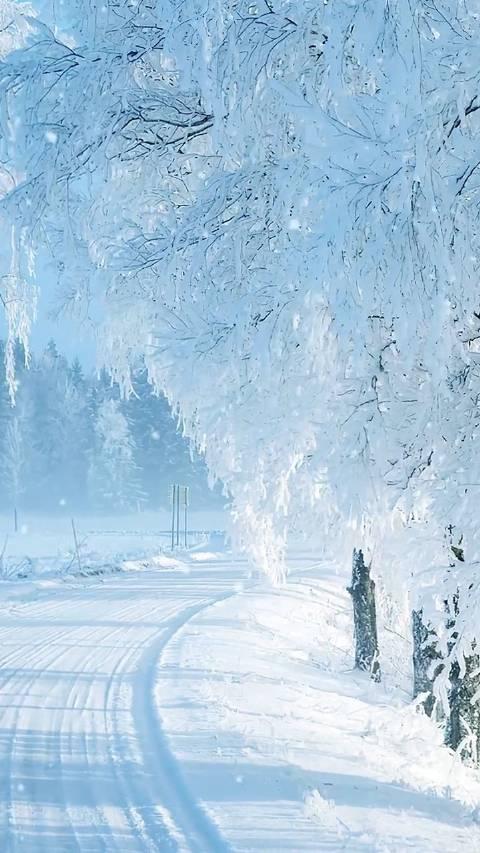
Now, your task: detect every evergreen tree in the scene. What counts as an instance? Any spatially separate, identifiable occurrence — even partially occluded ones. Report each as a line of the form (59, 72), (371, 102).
(125, 365), (221, 507)
(69, 357), (84, 389)
(29, 340), (70, 509)
(61, 375), (91, 510)
(88, 398), (144, 511)
(0, 345), (34, 515)
(0, 341), (11, 473)
(0, 341), (217, 514)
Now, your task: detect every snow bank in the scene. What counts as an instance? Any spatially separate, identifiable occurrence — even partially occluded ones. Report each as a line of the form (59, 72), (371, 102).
(155, 561), (480, 851)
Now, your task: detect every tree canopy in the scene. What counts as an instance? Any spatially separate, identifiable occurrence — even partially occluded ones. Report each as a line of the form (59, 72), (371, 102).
(2, 1), (480, 673)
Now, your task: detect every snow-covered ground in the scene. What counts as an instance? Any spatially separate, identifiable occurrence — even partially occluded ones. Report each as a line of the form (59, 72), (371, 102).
(0, 511), (226, 580)
(0, 531), (478, 851)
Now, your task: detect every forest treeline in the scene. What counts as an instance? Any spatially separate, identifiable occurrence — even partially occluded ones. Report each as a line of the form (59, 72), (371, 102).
(0, 341), (218, 514)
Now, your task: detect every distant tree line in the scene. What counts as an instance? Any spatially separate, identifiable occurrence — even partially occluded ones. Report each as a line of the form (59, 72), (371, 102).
(0, 340), (219, 514)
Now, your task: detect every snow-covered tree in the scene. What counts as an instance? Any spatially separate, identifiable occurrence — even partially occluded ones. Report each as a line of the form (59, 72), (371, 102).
(88, 398), (144, 511)
(125, 364), (219, 506)
(0, 2), (470, 553)
(0, 350), (33, 514)
(5, 0), (480, 755)
(0, 341), (215, 513)
(1, 417), (26, 511)
(0, 0), (39, 391)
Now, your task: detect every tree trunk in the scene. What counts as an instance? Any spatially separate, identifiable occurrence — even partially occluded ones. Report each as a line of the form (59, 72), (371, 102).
(446, 651), (480, 763)
(442, 587), (480, 763)
(412, 609), (442, 717)
(347, 548), (381, 682)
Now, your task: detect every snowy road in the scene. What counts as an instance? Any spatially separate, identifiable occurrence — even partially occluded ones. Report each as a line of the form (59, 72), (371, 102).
(0, 557), (246, 852)
(0, 551), (479, 852)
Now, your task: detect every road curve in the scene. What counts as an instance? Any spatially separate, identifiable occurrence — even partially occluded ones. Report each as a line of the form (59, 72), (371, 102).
(0, 559), (246, 852)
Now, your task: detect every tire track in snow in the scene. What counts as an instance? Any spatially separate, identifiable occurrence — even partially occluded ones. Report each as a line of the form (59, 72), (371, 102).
(0, 611), (155, 852)
(0, 565), (247, 851)
(129, 590), (243, 853)
(63, 621), (139, 852)
(103, 616), (177, 853)
(0, 630), (89, 852)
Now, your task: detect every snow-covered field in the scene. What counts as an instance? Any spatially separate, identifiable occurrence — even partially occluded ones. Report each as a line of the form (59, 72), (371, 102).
(0, 527), (478, 851)
(0, 511), (227, 580)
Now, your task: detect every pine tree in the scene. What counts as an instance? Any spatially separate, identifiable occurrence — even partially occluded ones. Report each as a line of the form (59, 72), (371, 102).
(29, 341), (70, 509)
(0, 342), (11, 491)
(0, 347), (34, 518)
(69, 357), (84, 389)
(0, 341), (213, 514)
(88, 398), (144, 512)
(61, 373), (91, 510)
(125, 365), (220, 508)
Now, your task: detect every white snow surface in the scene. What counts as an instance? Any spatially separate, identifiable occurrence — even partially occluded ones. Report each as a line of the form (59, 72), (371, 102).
(0, 511), (226, 580)
(0, 530), (478, 851)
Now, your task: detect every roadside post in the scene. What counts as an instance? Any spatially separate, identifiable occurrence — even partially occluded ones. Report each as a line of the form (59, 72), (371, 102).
(169, 484), (189, 550)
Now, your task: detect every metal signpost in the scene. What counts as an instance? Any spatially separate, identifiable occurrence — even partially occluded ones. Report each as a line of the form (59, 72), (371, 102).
(170, 484), (189, 550)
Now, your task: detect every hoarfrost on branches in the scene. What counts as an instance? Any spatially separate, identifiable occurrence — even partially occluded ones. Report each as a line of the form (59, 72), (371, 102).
(3, 1), (480, 670)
